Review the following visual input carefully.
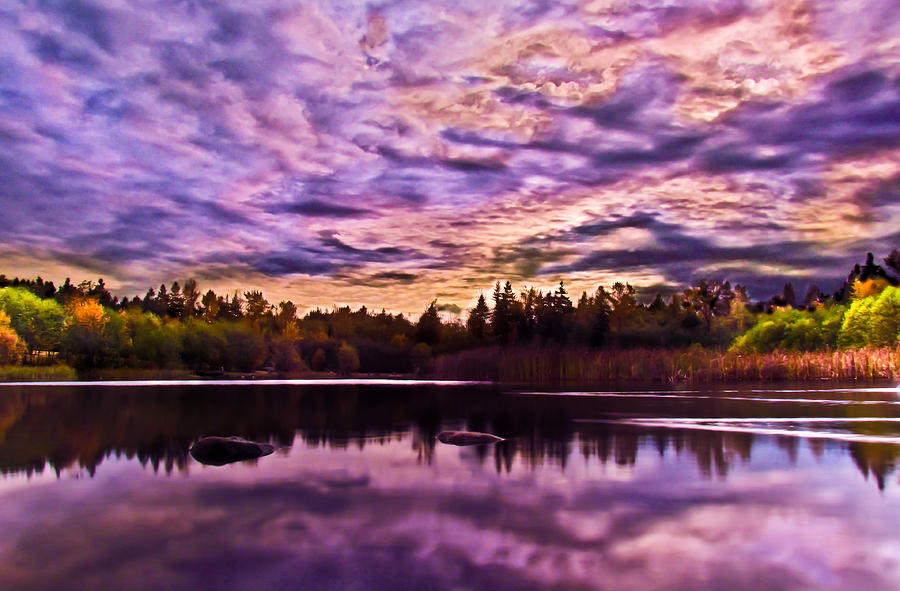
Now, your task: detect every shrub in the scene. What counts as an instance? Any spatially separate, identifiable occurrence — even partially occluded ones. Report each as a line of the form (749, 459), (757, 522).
(271, 335), (307, 372)
(410, 342), (433, 374)
(337, 342), (360, 375)
(310, 348), (327, 371)
(0, 325), (26, 365)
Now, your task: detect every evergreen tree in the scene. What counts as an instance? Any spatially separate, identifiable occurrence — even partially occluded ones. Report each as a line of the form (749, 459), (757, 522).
(152, 284), (169, 317)
(200, 289), (219, 322)
(466, 294), (490, 340)
(490, 282), (509, 343)
(182, 278), (200, 317)
(168, 281), (185, 318)
(416, 300), (441, 345)
(490, 281), (521, 344)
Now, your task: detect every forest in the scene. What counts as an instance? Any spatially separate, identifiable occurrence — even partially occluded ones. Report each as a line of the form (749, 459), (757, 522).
(1, 250), (899, 382)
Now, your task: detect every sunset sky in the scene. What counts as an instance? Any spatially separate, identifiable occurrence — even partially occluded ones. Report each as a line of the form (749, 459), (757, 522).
(1, 0), (898, 315)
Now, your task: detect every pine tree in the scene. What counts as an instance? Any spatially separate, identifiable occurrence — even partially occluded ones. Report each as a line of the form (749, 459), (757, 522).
(466, 294), (490, 340)
(416, 300), (441, 345)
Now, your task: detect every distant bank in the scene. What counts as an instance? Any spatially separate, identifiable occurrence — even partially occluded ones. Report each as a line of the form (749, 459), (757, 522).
(3, 345), (899, 385)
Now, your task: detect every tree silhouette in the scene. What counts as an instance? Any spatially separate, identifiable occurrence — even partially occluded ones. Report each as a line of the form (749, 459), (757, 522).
(182, 279), (200, 317)
(466, 294), (490, 340)
(416, 300), (441, 345)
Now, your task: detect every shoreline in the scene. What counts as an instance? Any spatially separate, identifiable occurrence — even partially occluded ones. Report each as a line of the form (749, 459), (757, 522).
(0, 377), (488, 387)
(0, 372), (896, 389)
(3, 345), (900, 386)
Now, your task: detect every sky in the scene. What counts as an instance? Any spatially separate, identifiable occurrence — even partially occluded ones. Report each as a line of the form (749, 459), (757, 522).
(0, 0), (898, 315)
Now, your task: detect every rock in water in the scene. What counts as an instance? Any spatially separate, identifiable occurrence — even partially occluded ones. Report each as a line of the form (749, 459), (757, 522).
(437, 431), (504, 446)
(190, 436), (275, 466)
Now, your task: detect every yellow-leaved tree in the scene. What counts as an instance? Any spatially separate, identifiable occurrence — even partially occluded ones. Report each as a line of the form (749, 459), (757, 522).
(63, 298), (113, 368)
(0, 310), (26, 365)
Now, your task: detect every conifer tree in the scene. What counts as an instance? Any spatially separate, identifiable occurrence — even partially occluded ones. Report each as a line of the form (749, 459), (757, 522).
(466, 294), (490, 340)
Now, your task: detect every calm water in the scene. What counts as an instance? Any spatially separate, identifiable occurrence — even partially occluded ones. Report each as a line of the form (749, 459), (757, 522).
(2, 380), (900, 590)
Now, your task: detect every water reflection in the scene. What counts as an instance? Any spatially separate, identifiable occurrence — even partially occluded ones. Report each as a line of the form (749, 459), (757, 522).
(1, 383), (898, 488)
(2, 383), (900, 590)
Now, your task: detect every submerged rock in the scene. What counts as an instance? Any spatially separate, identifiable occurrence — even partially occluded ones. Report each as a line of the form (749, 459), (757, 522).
(189, 436), (275, 466)
(437, 431), (504, 446)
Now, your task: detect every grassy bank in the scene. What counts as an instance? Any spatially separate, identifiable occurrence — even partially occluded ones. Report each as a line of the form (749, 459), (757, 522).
(0, 364), (79, 382)
(434, 346), (900, 384)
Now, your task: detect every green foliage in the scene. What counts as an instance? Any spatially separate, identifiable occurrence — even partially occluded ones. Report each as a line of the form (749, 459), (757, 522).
(732, 306), (846, 353)
(2, 250), (898, 381)
(0, 287), (67, 353)
(179, 318), (225, 370)
(836, 286), (900, 349)
(838, 297), (875, 349)
(219, 323), (267, 372)
(868, 286), (900, 347)
(127, 312), (182, 368)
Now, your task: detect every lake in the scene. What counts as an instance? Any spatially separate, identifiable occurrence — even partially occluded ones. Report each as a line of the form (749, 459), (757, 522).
(1, 380), (900, 590)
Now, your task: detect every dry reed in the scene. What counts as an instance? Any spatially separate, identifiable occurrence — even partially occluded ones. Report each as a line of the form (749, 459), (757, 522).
(435, 346), (900, 384)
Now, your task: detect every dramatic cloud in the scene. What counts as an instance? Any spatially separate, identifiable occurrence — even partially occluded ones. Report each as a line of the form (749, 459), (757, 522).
(0, 0), (898, 311)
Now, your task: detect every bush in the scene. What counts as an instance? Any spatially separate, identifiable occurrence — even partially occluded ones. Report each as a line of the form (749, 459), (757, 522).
(732, 306), (846, 353)
(219, 323), (267, 372)
(337, 342), (360, 375)
(179, 319), (225, 369)
(271, 335), (307, 372)
(128, 312), (182, 368)
(836, 286), (900, 349)
(310, 348), (327, 371)
(0, 287), (66, 354)
(0, 325), (26, 365)
(868, 287), (900, 347)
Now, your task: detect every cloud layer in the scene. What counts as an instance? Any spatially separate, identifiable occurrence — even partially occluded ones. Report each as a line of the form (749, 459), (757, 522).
(1, 0), (898, 310)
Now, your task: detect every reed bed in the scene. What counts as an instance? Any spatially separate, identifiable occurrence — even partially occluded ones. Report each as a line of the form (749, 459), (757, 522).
(435, 346), (900, 384)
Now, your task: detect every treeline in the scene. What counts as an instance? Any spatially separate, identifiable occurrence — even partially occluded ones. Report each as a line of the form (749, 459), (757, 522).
(1, 249), (899, 378)
(0, 277), (463, 374)
(465, 250), (900, 353)
(730, 253), (900, 353)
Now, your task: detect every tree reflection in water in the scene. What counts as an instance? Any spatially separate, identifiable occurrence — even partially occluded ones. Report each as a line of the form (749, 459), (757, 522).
(0, 383), (898, 488)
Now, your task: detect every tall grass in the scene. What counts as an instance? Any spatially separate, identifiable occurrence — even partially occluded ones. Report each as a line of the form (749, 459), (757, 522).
(435, 346), (900, 384)
(0, 364), (78, 382)
(0, 365), (197, 382)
